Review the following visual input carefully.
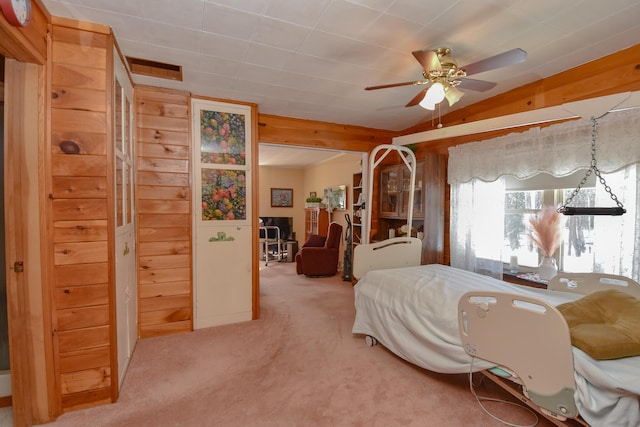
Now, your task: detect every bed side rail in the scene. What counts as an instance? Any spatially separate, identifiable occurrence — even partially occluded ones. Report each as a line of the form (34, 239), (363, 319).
(353, 237), (422, 280)
(548, 272), (640, 299)
(458, 291), (578, 420)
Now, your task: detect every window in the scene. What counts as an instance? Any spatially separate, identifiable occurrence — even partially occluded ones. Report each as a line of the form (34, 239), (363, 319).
(503, 170), (634, 276)
(503, 188), (597, 272)
(504, 188), (543, 269)
(448, 109), (640, 282)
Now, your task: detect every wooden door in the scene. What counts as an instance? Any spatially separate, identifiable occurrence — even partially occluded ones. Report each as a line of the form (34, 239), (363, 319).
(113, 51), (137, 386)
(192, 99), (253, 329)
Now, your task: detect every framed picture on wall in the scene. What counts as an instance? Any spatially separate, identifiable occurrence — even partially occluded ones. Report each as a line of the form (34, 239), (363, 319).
(193, 98), (252, 223)
(201, 169), (247, 220)
(271, 188), (293, 207)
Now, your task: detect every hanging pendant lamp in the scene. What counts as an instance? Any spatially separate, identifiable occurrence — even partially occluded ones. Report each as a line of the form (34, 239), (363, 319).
(557, 117), (626, 216)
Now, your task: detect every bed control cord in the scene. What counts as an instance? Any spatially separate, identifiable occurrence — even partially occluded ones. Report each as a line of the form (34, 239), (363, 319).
(468, 358), (539, 427)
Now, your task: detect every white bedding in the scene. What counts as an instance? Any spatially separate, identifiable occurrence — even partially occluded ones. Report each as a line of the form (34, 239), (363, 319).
(352, 264), (640, 426)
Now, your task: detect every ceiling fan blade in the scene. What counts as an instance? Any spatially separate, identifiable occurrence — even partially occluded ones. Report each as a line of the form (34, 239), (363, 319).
(411, 49), (442, 72)
(405, 88), (429, 107)
(458, 78), (497, 92)
(365, 80), (425, 90)
(461, 48), (527, 76)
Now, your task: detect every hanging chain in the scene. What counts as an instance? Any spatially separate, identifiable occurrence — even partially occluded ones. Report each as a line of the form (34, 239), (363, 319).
(560, 117), (625, 210)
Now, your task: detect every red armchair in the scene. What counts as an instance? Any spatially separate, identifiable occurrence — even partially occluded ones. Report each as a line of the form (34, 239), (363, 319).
(295, 222), (343, 277)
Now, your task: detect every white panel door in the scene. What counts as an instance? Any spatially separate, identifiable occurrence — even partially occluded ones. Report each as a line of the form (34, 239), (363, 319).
(192, 99), (253, 329)
(114, 51), (137, 387)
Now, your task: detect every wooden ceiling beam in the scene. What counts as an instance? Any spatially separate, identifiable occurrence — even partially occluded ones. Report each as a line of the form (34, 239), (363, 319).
(257, 113), (395, 153)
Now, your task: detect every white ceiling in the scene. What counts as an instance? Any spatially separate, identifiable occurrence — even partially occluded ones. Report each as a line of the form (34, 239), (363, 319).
(41, 0), (640, 135)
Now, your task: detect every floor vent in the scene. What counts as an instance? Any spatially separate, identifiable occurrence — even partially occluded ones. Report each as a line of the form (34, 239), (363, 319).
(125, 56), (182, 81)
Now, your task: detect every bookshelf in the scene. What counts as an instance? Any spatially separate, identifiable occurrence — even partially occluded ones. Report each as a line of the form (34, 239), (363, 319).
(352, 172), (364, 246)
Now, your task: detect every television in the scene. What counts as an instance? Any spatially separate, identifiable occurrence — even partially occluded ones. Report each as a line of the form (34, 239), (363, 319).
(260, 217), (294, 241)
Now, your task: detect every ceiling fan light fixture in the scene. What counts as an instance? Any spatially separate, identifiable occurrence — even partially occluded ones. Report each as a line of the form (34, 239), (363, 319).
(365, 47), (527, 111)
(425, 82), (445, 104)
(445, 86), (464, 106)
(419, 82), (446, 110)
(419, 97), (436, 110)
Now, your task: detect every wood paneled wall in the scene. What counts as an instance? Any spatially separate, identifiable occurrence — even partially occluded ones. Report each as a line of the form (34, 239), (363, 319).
(258, 113), (394, 152)
(135, 86), (192, 338)
(48, 22), (116, 412)
(420, 152), (446, 265)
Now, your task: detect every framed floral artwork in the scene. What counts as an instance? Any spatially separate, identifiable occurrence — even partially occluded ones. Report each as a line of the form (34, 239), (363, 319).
(193, 99), (252, 223)
(271, 188), (293, 207)
(199, 109), (246, 165)
(201, 169), (247, 220)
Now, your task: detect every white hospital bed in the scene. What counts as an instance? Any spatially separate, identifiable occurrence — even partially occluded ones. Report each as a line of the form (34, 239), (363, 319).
(352, 143), (639, 425)
(351, 263), (640, 426)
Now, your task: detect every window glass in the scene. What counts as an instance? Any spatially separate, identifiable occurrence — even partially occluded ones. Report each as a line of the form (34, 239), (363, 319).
(503, 190), (542, 268)
(561, 188), (595, 272)
(504, 184), (604, 272)
(460, 167), (636, 281)
(116, 157), (124, 227)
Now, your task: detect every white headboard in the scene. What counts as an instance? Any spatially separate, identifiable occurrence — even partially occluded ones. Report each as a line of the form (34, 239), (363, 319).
(548, 272), (640, 299)
(353, 237), (422, 280)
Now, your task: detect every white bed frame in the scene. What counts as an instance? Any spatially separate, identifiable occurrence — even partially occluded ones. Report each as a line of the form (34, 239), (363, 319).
(356, 245), (640, 425)
(459, 291), (577, 420)
(353, 237), (422, 280)
(353, 144), (423, 280)
(458, 272), (640, 424)
(353, 144), (640, 425)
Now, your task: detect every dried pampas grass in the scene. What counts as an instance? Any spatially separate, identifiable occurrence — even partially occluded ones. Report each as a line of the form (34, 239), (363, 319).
(529, 206), (562, 257)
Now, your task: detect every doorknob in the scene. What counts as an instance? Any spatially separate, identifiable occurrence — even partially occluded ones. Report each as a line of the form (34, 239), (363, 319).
(11, 261), (24, 273)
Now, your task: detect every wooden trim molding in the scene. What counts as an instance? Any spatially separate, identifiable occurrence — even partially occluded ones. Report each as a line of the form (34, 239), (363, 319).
(252, 105), (260, 320)
(4, 58), (51, 426)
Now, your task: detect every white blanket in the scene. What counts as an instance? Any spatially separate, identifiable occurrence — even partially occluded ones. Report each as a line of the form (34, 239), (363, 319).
(352, 264), (640, 426)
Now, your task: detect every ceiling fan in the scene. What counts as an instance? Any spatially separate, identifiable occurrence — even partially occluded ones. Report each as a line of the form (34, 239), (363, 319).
(365, 47), (527, 109)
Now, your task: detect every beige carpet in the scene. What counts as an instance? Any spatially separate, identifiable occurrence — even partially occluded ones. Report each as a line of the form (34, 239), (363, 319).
(44, 262), (551, 426)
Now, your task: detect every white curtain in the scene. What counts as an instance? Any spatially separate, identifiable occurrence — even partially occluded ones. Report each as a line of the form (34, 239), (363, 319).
(449, 108), (640, 184)
(448, 108), (640, 281)
(591, 164), (639, 280)
(450, 178), (505, 278)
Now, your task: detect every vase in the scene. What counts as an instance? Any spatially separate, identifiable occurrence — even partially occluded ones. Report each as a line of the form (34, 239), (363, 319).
(538, 256), (558, 281)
